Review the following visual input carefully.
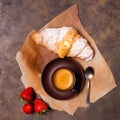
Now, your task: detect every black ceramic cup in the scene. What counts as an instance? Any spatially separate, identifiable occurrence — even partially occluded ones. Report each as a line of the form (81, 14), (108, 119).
(41, 57), (85, 100)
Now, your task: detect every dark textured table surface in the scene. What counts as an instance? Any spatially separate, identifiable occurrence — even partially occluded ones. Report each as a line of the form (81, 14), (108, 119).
(0, 0), (120, 120)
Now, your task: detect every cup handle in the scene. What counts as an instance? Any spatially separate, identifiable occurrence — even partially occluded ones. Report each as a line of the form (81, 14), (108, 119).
(71, 88), (78, 93)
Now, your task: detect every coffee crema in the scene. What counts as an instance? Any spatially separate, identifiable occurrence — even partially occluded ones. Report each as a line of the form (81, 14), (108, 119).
(52, 68), (76, 91)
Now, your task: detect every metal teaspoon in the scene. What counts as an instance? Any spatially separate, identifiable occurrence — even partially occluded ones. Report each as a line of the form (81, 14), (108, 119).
(85, 67), (94, 106)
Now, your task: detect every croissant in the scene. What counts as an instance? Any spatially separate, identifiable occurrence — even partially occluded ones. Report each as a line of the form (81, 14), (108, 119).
(32, 26), (94, 61)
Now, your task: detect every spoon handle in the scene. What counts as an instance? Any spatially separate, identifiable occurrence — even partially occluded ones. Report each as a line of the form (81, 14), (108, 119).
(86, 78), (91, 106)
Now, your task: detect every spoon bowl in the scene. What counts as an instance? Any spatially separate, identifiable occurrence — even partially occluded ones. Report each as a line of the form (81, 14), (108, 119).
(85, 67), (94, 80)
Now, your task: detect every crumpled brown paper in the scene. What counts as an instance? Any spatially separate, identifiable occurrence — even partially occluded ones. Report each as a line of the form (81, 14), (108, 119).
(16, 4), (116, 115)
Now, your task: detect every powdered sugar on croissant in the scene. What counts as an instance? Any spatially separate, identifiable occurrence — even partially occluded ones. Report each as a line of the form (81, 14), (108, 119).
(32, 26), (94, 61)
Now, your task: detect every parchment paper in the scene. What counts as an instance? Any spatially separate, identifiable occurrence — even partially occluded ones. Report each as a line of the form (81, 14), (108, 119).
(16, 4), (116, 115)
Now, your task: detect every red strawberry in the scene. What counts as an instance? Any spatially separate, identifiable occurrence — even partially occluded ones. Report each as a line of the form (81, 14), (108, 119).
(20, 87), (35, 102)
(23, 103), (34, 114)
(34, 99), (48, 114)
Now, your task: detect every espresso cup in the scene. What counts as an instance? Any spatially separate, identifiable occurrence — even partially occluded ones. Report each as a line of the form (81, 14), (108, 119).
(41, 57), (85, 100)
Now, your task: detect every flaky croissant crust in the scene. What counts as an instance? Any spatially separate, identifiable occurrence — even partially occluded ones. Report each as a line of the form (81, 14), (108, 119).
(32, 27), (94, 61)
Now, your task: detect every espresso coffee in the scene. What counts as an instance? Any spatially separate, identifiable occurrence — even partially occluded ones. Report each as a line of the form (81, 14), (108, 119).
(52, 68), (76, 91)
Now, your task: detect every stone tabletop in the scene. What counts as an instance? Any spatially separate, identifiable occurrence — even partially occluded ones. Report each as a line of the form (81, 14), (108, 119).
(0, 0), (120, 120)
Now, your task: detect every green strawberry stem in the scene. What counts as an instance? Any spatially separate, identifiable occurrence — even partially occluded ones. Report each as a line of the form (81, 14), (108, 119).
(38, 109), (48, 115)
(42, 109), (47, 113)
(20, 98), (34, 104)
(20, 98), (27, 103)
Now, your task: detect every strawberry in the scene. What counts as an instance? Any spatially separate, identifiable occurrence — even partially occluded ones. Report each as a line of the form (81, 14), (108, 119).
(34, 99), (48, 114)
(20, 87), (35, 102)
(23, 103), (34, 114)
